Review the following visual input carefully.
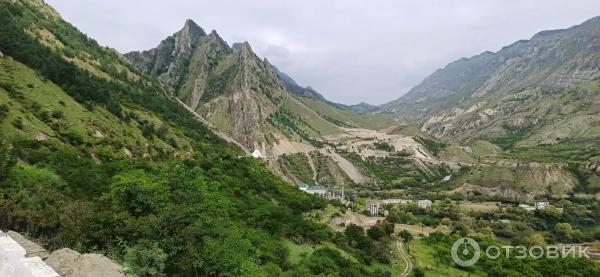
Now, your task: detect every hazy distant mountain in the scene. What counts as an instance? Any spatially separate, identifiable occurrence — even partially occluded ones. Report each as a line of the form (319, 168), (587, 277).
(272, 65), (330, 102)
(381, 16), (600, 147)
(272, 67), (383, 114)
(336, 102), (382, 114)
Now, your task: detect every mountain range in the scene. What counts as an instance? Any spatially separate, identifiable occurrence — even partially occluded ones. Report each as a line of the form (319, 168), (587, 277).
(124, 20), (439, 187)
(120, 16), (600, 196)
(1, 0), (600, 275)
(381, 17), (600, 148)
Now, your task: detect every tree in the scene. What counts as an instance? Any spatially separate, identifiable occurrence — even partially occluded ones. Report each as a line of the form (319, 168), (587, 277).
(398, 230), (413, 252)
(537, 207), (562, 222)
(555, 223), (574, 242)
(367, 225), (386, 241)
(522, 233), (546, 248)
(110, 170), (167, 217)
(0, 139), (16, 180)
(367, 221), (394, 241)
(0, 104), (8, 120)
(123, 240), (167, 277)
(413, 266), (425, 277)
(344, 224), (365, 242)
(452, 222), (470, 237)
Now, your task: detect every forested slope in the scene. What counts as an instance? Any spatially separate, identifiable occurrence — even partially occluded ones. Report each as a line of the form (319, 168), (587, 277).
(0, 0), (393, 275)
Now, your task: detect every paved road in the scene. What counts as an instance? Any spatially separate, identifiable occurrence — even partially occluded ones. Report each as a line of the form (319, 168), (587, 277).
(396, 240), (413, 277)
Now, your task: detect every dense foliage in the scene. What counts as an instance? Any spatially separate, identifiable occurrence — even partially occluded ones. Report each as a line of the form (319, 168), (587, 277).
(413, 136), (448, 156)
(386, 199), (600, 244)
(341, 150), (449, 189)
(501, 139), (600, 193)
(0, 1), (391, 276)
(279, 153), (314, 184)
(421, 232), (600, 276)
(0, 3), (225, 149)
(0, 134), (339, 275)
(267, 109), (329, 148)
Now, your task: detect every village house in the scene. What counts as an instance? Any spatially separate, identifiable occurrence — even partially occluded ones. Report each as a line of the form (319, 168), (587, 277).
(305, 185), (327, 197)
(381, 199), (412, 205)
(297, 184), (346, 201)
(325, 187), (345, 200)
(518, 204), (535, 211)
(297, 183), (309, 192)
(534, 201), (550, 210)
(417, 199), (432, 208)
(369, 203), (380, 217)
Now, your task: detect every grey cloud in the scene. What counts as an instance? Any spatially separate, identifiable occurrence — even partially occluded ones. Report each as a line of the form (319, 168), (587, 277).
(46, 0), (600, 105)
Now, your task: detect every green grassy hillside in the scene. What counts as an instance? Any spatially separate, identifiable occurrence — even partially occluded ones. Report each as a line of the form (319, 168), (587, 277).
(298, 97), (396, 130)
(0, 1), (396, 275)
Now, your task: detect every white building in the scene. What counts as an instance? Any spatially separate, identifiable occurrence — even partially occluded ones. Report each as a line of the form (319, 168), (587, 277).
(369, 204), (380, 217)
(381, 199), (412, 205)
(0, 230), (59, 277)
(305, 185), (327, 197)
(534, 201), (550, 210)
(417, 199), (432, 208)
(251, 149), (263, 159)
(297, 183), (309, 191)
(518, 204), (535, 211)
(326, 187), (345, 200)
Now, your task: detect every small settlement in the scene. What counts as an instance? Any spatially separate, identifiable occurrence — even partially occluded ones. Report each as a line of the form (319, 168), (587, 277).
(367, 198), (433, 217)
(297, 183), (345, 201)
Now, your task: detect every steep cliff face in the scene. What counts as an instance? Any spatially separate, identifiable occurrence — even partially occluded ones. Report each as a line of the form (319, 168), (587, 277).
(193, 42), (288, 148)
(176, 31), (231, 110)
(125, 20), (398, 153)
(124, 21), (449, 189)
(125, 21), (300, 149)
(125, 19), (206, 92)
(382, 17), (600, 146)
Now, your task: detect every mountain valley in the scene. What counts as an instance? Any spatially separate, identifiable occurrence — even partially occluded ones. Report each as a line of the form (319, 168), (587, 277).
(1, 0), (600, 276)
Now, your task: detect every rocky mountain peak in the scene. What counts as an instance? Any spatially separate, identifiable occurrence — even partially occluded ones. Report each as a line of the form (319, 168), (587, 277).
(231, 42), (243, 51)
(381, 16), (600, 146)
(180, 19), (205, 38)
(206, 30), (230, 50)
(184, 18), (198, 28)
(232, 41), (253, 53)
(172, 19), (205, 54)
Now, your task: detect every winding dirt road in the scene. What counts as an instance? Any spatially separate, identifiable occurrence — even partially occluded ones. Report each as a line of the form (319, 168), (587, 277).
(396, 240), (413, 277)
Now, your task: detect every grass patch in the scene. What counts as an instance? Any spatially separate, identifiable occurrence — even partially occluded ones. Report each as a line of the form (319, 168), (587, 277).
(414, 136), (448, 156)
(410, 239), (481, 277)
(283, 240), (315, 265)
(279, 153), (314, 184)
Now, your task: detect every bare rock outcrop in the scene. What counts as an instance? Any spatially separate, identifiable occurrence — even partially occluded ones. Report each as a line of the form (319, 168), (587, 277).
(7, 231), (50, 260)
(45, 248), (125, 277)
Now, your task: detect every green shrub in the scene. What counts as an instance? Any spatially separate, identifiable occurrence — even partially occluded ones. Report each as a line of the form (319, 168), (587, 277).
(12, 118), (23, 129)
(123, 240), (167, 277)
(0, 104), (9, 119)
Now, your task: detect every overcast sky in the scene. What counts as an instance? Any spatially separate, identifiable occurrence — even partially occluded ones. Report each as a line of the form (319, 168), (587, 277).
(45, 0), (600, 105)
